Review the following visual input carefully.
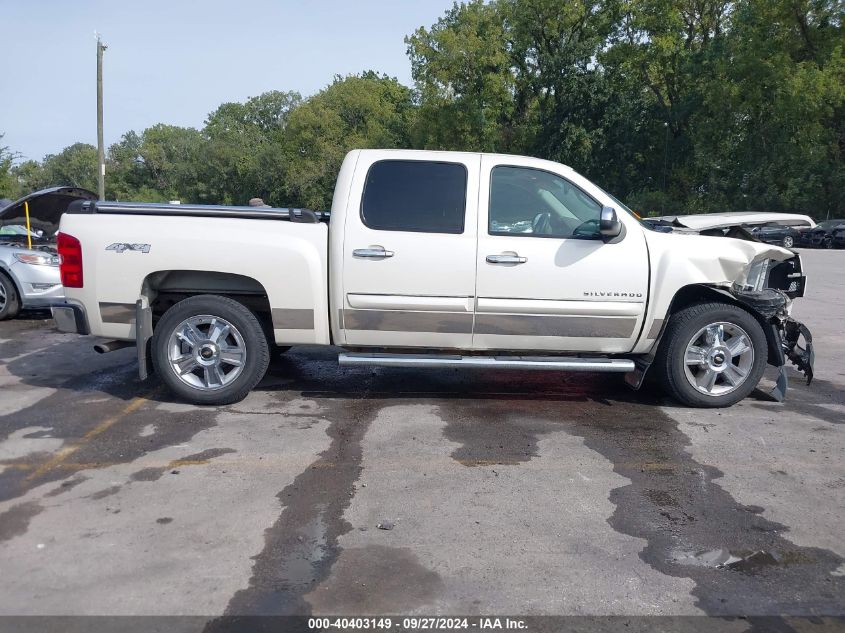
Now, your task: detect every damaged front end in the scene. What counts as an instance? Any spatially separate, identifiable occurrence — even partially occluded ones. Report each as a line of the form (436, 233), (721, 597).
(731, 254), (814, 401)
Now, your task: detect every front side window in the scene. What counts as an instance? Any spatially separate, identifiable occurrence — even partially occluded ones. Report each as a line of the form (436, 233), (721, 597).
(489, 166), (602, 239)
(361, 160), (467, 233)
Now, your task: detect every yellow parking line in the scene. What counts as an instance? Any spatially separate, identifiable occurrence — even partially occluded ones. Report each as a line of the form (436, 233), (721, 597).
(25, 389), (159, 482)
(168, 459), (212, 467)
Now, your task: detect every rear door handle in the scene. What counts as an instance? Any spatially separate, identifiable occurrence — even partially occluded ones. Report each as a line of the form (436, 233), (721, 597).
(486, 254), (527, 264)
(353, 246), (394, 259)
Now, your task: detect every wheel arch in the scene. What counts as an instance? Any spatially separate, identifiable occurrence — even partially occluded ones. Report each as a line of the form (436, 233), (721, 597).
(0, 264), (23, 300)
(141, 270), (274, 341)
(659, 283), (781, 367)
(0, 265), (23, 316)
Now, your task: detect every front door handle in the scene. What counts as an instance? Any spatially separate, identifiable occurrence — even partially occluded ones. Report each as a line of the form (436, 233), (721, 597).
(486, 254), (527, 264)
(353, 246), (394, 259)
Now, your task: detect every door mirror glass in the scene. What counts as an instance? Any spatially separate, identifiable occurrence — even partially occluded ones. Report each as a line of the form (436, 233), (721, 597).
(600, 207), (622, 238)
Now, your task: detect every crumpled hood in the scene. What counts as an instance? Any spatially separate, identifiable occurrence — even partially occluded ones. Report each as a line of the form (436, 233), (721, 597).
(0, 187), (98, 239)
(644, 230), (795, 288)
(646, 211), (815, 232)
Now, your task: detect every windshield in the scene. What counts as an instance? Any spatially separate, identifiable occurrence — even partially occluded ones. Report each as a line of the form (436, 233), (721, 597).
(0, 225), (44, 239)
(818, 220), (845, 229)
(596, 185), (648, 225)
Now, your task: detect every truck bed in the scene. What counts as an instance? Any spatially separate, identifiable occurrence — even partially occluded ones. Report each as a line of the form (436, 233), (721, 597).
(67, 200), (329, 223)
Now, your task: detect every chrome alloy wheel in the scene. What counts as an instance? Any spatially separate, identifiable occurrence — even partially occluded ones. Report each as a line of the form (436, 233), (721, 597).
(0, 282), (6, 310)
(683, 322), (754, 396)
(167, 315), (247, 391)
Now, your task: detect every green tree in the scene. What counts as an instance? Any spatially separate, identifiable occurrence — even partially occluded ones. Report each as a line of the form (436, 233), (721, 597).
(283, 72), (415, 208)
(693, 0), (845, 215)
(10, 160), (48, 196)
(41, 143), (99, 191)
(406, 0), (515, 151)
(203, 90), (302, 205)
(504, 0), (620, 165)
(107, 126), (205, 202)
(0, 134), (18, 199)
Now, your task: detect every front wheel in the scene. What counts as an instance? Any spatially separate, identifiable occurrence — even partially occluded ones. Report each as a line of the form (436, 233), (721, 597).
(0, 272), (21, 321)
(782, 235), (794, 249)
(152, 294), (270, 405)
(655, 302), (768, 408)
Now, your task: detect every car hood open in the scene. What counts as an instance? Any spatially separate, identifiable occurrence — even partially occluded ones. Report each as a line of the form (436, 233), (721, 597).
(0, 187), (98, 239)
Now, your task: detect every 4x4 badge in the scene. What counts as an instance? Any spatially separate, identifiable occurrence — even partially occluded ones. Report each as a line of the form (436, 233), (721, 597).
(106, 243), (151, 253)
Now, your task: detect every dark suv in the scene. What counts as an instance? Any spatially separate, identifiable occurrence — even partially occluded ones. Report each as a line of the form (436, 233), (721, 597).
(806, 219), (845, 248)
(832, 224), (845, 249)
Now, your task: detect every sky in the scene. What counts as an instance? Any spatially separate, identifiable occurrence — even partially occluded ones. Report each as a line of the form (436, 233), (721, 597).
(1, 0), (454, 162)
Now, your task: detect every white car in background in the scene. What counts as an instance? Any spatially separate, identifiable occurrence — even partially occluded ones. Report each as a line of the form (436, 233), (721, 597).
(0, 187), (97, 319)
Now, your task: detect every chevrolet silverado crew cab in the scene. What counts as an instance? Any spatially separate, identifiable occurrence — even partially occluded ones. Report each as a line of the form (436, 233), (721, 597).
(52, 150), (814, 407)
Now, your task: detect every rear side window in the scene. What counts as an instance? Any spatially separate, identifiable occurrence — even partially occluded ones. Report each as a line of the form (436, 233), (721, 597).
(361, 160), (467, 233)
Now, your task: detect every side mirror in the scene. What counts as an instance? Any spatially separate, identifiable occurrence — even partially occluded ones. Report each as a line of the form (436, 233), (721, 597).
(600, 206), (622, 239)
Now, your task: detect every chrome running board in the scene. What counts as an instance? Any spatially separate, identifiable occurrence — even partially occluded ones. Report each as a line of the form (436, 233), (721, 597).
(338, 353), (635, 373)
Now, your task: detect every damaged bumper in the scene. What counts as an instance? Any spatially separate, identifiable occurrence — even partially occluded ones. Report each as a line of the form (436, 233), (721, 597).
(765, 316), (814, 403)
(731, 256), (814, 402)
(782, 318), (814, 385)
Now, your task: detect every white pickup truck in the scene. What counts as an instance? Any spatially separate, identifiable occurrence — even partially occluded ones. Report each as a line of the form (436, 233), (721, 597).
(52, 149), (814, 407)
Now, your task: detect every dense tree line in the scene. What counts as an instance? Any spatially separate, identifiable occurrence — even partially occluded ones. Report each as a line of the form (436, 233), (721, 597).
(2, 0), (843, 217)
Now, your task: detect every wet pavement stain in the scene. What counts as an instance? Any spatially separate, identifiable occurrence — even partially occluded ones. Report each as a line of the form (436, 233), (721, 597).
(443, 399), (559, 467)
(305, 545), (444, 614)
(87, 485), (122, 500)
(204, 349), (466, 628)
(560, 394), (845, 617)
(203, 353), (845, 623)
(206, 364), (382, 622)
(4, 320), (843, 622)
(0, 500), (43, 542)
(437, 370), (612, 468)
(128, 468), (164, 483)
(129, 448), (236, 482)
(432, 372), (845, 619)
(44, 475), (88, 497)
(0, 329), (222, 502)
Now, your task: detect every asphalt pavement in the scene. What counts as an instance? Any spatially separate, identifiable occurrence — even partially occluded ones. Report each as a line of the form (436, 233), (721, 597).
(0, 250), (842, 631)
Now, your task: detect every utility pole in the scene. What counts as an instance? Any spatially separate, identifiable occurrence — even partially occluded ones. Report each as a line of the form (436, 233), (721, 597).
(660, 121), (670, 215)
(96, 34), (107, 200)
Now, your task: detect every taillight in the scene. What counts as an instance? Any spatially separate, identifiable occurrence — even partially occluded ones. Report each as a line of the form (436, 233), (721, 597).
(57, 233), (83, 288)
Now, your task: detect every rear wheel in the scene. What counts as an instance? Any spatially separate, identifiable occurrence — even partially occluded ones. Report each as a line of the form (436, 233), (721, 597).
(152, 294), (270, 405)
(782, 235), (794, 248)
(0, 272), (21, 321)
(823, 237), (833, 249)
(655, 302), (767, 408)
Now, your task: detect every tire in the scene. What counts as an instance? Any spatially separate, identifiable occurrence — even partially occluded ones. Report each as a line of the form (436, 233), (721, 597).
(654, 302), (768, 408)
(151, 294), (270, 405)
(782, 236), (794, 249)
(823, 237), (833, 249)
(0, 272), (21, 321)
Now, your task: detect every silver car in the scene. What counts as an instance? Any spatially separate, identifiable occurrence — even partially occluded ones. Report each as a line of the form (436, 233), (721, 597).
(0, 187), (97, 319)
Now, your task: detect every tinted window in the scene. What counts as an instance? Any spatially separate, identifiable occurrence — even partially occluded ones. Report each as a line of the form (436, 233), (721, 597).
(361, 160), (467, 233)
(489, 166), (602, 239)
